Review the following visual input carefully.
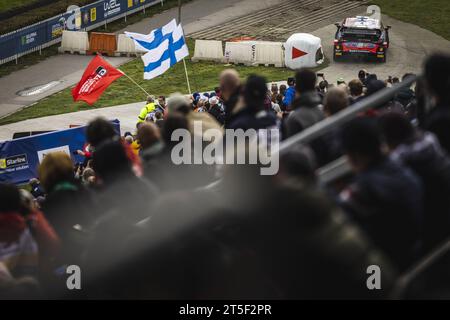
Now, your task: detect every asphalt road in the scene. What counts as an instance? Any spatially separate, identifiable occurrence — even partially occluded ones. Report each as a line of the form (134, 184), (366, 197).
(0, 0), (449, 140)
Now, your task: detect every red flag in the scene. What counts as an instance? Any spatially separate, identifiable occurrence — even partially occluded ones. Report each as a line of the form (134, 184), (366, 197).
(72, 55), (124, 105)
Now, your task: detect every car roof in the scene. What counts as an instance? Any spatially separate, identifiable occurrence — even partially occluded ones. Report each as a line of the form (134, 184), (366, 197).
(342, 16), (381, 29)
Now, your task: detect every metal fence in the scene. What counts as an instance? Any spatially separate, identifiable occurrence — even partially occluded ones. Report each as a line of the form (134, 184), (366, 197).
(0, 0), (164, 65)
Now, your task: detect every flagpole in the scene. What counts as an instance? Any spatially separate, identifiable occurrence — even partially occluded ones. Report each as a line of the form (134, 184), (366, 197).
(182, 58), (192, 95)
(178, 0), (192, 95)
(100, 54), (150, 98)
(119, 69), (151, 97)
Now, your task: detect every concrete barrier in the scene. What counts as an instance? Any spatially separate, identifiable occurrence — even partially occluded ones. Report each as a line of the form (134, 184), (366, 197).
(254, 42), (285, 67)
(224, 41), (255, 65)
(115, 34), (146, 57)
(192, 40), (224, 62)
(58, 30), (89, 55)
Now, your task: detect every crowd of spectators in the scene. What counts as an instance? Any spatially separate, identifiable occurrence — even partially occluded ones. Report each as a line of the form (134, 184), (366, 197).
(1, 53), (450, 299)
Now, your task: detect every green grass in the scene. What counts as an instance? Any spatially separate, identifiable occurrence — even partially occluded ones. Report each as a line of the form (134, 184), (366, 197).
(0, 0), (38, 13)
(0, 39), (328, 125)
(0, 1), (98, 34)
(372, 0), (450, 40)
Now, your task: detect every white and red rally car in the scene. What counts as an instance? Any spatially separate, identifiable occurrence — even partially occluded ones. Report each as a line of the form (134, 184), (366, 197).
(333, 16), (390, 62)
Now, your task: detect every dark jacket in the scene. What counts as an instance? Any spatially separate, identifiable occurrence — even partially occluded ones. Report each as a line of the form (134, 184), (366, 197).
(390, 132), (450, 251)
(285, 92), (324, 138)
(395, 88), (415, 108)
(425, 104), (450, 155)
(339, 158), (423, 270)
(208, 104), (225, 125)
(228, 108), (277, 131)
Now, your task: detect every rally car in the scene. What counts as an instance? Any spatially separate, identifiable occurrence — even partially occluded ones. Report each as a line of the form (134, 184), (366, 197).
(333, 16), (390, 62)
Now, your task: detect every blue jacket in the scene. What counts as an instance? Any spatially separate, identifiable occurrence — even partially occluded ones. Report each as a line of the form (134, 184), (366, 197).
(282, 86), (296, 108)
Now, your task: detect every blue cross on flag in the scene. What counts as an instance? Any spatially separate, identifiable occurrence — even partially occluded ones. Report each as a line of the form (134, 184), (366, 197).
(125, 19), (189, 80)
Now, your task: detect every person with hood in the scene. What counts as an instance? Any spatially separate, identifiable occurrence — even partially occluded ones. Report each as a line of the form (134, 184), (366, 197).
(0, 183), (39, 279)
(228, 74), (277, 131)
(285, 69), (324, 138)
(379, 112), (450, 252)
(338, 117), (423, 271)
(424, 53), (450, 155)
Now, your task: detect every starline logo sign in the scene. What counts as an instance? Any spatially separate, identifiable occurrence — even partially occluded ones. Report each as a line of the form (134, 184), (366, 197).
(79, 66), (108, 94)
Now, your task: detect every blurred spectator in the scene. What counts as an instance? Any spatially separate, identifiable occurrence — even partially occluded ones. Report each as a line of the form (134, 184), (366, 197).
(219, 69), (242, 126)
(394, 74), (416, 108)
(93, 139), (158, 223)
(379, 112), (450, 251)
(81, 168), (96, 186)
(228, 75), (277, 131)
(358, 69), (368, 86)
(424, 53), (450, 154)
(208, 96), (225, 125)
(38, 152), (93, 266)
(285, 69), (324, 137)
(0, 183), (38, 279)
(323, 87), (348, 117)
(366, 79), (404, 113)
(154, 111), (165, 129)
(137, 122), (163, 165)
(86, 117), (118, 148)
(29, 178), (45, 198)
(167, 92), (222, 139)
(348, 79), (364, 104)
(339, 117), (423, 270)
(19, 189), (60, 274)
(319, 87), (349, 163)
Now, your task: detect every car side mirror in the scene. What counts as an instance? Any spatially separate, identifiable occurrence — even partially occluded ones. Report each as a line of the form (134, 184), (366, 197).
(334, 23), (340, 28)
(385, 25), (391, 30)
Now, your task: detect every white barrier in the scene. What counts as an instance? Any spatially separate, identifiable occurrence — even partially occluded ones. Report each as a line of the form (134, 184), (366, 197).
(224, 42), (255, 65)
(192, 40), (224, 62)
(254, 42), (285, 67)
(58, 30), (89, 54)
(116, 34), (146, 56)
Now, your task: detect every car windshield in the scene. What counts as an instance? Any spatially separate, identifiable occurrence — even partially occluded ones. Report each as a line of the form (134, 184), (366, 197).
(341, 28), (381, 42)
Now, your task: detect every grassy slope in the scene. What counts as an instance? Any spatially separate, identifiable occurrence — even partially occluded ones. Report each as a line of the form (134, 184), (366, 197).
(0, 0), (37, 13)
(372, 0), (450, 40)
(0, 39), (327, 125)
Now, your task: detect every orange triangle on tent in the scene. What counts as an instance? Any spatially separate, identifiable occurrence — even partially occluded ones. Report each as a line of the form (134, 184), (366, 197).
(292, 47), (308, 59)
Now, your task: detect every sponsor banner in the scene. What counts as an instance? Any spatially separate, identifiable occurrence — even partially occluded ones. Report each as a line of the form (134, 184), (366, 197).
(16, 24), (47, 52)
(1, 0), (162, 62)
(0, 120), (120, 185)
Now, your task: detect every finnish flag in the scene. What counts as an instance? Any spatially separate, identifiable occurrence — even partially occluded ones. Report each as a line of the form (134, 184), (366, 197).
(125, 19), (189, 80)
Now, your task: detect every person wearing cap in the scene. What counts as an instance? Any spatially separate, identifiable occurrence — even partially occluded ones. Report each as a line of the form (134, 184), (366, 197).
(137, 96), (157, 124)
